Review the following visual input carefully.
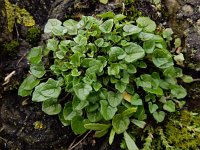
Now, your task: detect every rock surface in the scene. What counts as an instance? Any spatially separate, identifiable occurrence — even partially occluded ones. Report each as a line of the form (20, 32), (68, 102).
(0, 0), (200, 149)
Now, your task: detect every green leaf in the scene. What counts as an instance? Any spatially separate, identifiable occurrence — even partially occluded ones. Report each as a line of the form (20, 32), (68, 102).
(136, 17), (156, 32)
(144, 87), (163, 96)
(181, 75), (193, 83)
(123, 24), (142, 36)
(174, 38), (181, 48)
(71, 68), (81, 77)
(99, 0), (108, 4)
(97, 11), (115, 19)
(152, 49), (174, 69)
(162, 28), (173, 41)
(100, 100), (117, 120)
(73, 83), (92, 101)
(84, 123), (111, 130)
(124, 131), (139, 150)
(27, 46), (43, 64)
(114, 14), (126, 21)
(153, 111), (165, 123)
(109, 128), (115, 145)
(170, 85), (187, 99)
(174, 53), (184, 66)
(71, 116), (87, 135)
(56, 50), (65, 59)
(72, 96), (89, 110)
(131, 119), (146, 128)
(99, 19), (114, 33)
(143, 40), (155, 53)
(52, 25), (65, 36)
(74, 35), (87, 45)
(112, 114), (130, 134)
(58, 111), (70, 126)
(30, 63), (46, 78)
(108, 91), (123, 107)
(94, 129), (109, 137)
(42, 99), (62, 115)
(122, 107), (138, 117)
(139, 32), (155, 41)
(131, 93), (143, 105)
(63, 19), (78, 35)
(70, 52), (83, 67)
(109, 47), (126, 62)
(44, 19), (62, 33)
(32, 78), (61, 102)
(115, 81), (127, 93)
(121, 72), (129, 83)
(87, 111), (103, 122)
(148, 102), (158, 114)
(163, 100), (176, 112)
(109, 35), (121, 43)
(133, 106), (147, 121)
(63, 102), (82, 120)
(18, 75), (40, 97)
(108, 63), (119, 75)
(121, 40), (130, 46)
(95, 38), (104, 47)
(127, 64), (137, 74)
(86, 103), (99, 112)
(92, 82), (102, 91)
(124, 43), (145, 63)
(47, 39), (58, 51)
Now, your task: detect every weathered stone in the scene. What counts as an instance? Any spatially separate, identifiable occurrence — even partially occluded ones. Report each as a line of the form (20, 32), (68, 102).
(182, 4), (194, 16)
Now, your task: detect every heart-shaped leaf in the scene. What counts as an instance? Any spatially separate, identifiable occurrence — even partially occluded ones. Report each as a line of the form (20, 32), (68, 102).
(148, 102), (158, 114)
(73, 83), (92, 101)
(100, 100), (117, 120)
(99, 19), (113, 33)
(71, 116), (87, 135)
(108, 91), (123, 107)
(112, 114), (130, 134)
(153, 111), (165, 122)
(163, 100), (176, 112)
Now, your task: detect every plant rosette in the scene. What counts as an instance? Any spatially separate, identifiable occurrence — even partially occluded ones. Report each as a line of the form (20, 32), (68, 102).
(18, 12), (187, 149)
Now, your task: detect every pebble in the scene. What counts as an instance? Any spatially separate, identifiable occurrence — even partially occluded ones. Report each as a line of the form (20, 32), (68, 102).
(182, 4), (194, 16)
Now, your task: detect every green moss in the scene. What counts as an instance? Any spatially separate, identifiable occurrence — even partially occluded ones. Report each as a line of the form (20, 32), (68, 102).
(4, 0), (35, 32)
(27, 26), (41, 44)
(3, 40), (19, 54)
(151, 110), (200, 150)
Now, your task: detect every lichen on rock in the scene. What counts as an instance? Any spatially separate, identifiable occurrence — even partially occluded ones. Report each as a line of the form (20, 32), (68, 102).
(4, 0), (35, 32)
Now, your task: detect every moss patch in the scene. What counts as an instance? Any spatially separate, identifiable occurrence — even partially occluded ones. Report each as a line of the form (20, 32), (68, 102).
(27, 26), (41, 45)
(3, 40), (19, 54)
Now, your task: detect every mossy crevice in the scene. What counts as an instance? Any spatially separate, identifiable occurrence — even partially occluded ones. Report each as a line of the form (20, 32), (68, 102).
(149, 110), (200, 150)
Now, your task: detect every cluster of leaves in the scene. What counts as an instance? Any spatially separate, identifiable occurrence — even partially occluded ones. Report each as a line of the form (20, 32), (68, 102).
(18, 12), (187, 149)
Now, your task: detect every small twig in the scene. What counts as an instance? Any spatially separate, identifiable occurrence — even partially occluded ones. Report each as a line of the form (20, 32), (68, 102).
(0, 126), (5, 133)
(59, 93), (70, 102)
(68, 131), (92, 150)
(17, 53), (27, 66)
(2, 71), (16, 85)
(15, 23), (19, 41)
(0, 136), (7, 142)
(193, 79), (200, 82)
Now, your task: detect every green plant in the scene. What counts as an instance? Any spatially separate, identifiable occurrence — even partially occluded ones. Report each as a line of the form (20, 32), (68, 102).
(18, 12), (188, 149)
(27, 26), (41, 44)
(3, 40), (19, 54)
